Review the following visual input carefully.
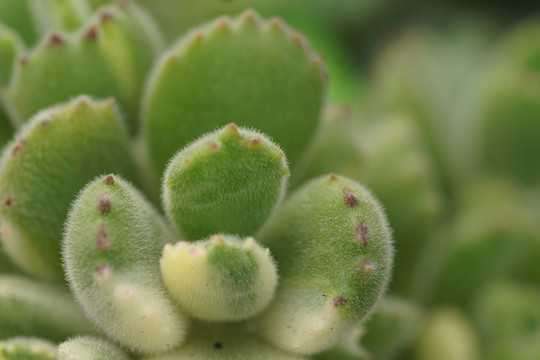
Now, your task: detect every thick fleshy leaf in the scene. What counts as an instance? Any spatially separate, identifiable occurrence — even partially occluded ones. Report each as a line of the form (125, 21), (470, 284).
(63, 174), (188, 354)
(163, 124), (288, 240)
(161, 234), (277, 321)
(3, 1), (163, 132)
(254, 175), (393, 355)
(141, 9), (327, 185)
(0, 97), (138, 280)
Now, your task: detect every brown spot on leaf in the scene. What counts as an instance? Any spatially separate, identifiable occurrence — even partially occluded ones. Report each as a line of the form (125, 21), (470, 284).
(47, 32), (65, 46)
(192, 31), (205, 44)
(100, 11), (114, 23)
(209, 142), (218, 150)
(104, 175), (115, 185)
(329, 174), (337, 181)
(213, 17), (230, 32)
(99, 194), (111, 215)
(330, 295), (347, 307)
(11, 138), (26, 156)
(18, 56), (28, 66)
(249, 138), (260, 146)
(96, 225), (109, 251)
(343, 188), (358, 207)
(82, 26), (98, 42)
(358, 259), (374, 277)
(355, 217), (369, 246)
(4, 197), (13, 207)
(41, 117), (51, 126)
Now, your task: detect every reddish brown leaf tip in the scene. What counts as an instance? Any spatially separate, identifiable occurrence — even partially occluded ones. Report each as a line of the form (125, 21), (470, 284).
(343, 188), (358, 207)
(241, 9), (259, 25)
(40, 117), (51, 126)
(100, 11), (114, 23)
(330, 295), (347, 307)
(329, 174), (337, 181)
(96, 225), (110, 251)
(192, 31), (205, 44)
(355, 217), (370, 246)
(47, 32), (65, 46)
(11, 138), (26, 156)
(213, 17), (231, 32)
(224, 123), (241, 137)
(268, 16), (285, 32)
(99, 194), (111, 215)
(104, 175), (115, 185)
(82, 26), (98, 42)
(249, 138), (261, 146)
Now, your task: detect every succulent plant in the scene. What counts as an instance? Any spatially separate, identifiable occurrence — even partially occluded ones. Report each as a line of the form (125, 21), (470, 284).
(0, 1), (394, 359)
(3, 1), (539, 359)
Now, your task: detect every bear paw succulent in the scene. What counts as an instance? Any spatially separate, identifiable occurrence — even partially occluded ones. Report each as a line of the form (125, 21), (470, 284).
(0, 2), (393, 359)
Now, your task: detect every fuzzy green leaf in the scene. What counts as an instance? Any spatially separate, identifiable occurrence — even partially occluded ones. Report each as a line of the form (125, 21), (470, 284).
(141, 9), (327, 185)
(0, 96), (139, 280)
(163, 124), (289, 240)
(254, 175), (393, 355)
(63, 174), (188, 354)
(161, 234), (277, 321)
(3, 1), (163, 132)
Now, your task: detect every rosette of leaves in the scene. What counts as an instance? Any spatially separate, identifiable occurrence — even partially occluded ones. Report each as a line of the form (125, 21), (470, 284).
(0, 2), (393, 359)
